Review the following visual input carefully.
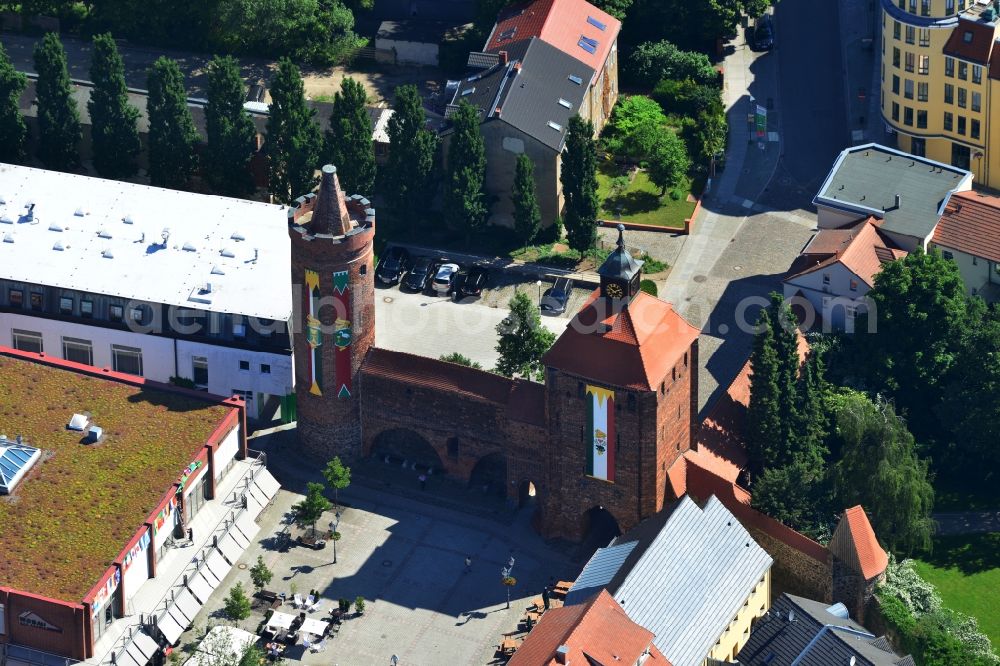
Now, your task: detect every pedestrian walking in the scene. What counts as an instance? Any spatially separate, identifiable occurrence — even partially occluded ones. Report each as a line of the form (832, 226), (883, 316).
(542, 586), (550, 610)
(390, 655), (399, 666)
(464, 555), (472, 573)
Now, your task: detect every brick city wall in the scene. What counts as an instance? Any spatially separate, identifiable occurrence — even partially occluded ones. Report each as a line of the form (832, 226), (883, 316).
(0, 589), (90, 660)
(749, 526), (833, 603)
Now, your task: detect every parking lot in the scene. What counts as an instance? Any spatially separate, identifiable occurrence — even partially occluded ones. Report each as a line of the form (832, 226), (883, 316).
(373, 254), (597, 370)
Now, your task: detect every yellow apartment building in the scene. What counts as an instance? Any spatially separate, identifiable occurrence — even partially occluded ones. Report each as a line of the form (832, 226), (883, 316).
(880, 0), (1000, 185)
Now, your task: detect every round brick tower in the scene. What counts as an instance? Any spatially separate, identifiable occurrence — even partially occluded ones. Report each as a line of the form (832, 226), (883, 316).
(289, 164), (375, 461)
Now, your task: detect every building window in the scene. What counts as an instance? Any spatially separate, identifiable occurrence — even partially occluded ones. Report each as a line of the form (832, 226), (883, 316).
(62, 337), (94, 366)
(261, 363), (271, 374)
(892, 101), (900, 121)
(111, 345), (143, 376)
(944, 111), (954, 131)
(973, 64), (983, 83)
(912, 137), (926, 156)
(960, 0), (966, 8)
(946, 0), (955, 12)
(904, 79), (914, 99)
(81, 299), (93, 317)
(893, 20), (901, 39)
(945, 57), (955, 77)
(972, 91), (981, 112)
(921, 0), (930, 14)
(919, 28), (930, 46)
(905, 52), (915, 72)
(909, 0), (916, 12)
(918, 82), (928, 101)
(945, 83), (954, 103)
(59, 296), (73, 314)
(958, 87), (967, 108)
(12, 329), (43, 353)
(822, 273), (831, 285)
(193, 356), (208, 388)
(971, 118), (980, 139)
(905, 25), (915, 43)
(918, 55), (929, 74)
(8, 288), (22, 307)
(892, 74), (900, 94)
(233, 321), (246, 338)
(109, 304), (123, 321)
(239, 360), (250, 371)
(958, 115), (967, 135)
(904, 106), (914, 126)
(917, 109), (927, 128)
(29, 292), (43, 311)
(958, 61), (968, 80)
(130, 306), (144, 323)
(973, 256), (978, 265)
(893, 47), (901, 68)
(952, 142), (971, 169)
(942, 250), (954, 260)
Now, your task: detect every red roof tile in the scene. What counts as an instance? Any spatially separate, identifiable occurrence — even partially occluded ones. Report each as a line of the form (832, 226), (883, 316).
(542, 291), (700, 391)
(509, 589), (671, 666)
(485, 0), (621, 81)
(830, 506), (889, 580)
(784, 218), (907, 289)
(933, 189), (1000, 263)
(943, 19), (996, 65)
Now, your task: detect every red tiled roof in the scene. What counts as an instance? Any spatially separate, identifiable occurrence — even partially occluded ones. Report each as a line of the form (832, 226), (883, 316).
(830, 506), (889, 580)
(542, 291), (700, 391)
(484, 0), (622, 80)
(943, 19), (996, 65)
(509, 589), (671, 666)
(784, 217), (907, 289)
(933, 189), (1000, 263)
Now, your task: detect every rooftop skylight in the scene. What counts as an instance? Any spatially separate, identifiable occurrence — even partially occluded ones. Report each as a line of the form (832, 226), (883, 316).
(0, 436), (41, 495)
(568, 74), (583, 85)
(578, 36), (599, 54)
(587, 16), (607, 30)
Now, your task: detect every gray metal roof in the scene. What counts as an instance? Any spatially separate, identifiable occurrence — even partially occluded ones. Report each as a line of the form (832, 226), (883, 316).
(814, 143), (972, 243)
(737, 594), (912, 666)
(568, 496), (773, 666)
(376, 19), (451, 43)
(446, 37), (594, 151)
(598, 225), (643, 281)
(564, 541), (637, 605)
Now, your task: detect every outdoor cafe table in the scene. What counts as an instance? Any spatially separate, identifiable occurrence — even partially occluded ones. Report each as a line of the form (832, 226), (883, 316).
(265, 611), (296, 633)
(299, 618), (329, 637)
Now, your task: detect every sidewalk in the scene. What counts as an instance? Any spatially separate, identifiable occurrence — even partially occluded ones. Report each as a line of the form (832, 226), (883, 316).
(840, 0), (892, 146)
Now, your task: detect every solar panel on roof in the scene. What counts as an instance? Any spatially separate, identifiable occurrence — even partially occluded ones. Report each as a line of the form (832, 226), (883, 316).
(587, 16), (607, 30)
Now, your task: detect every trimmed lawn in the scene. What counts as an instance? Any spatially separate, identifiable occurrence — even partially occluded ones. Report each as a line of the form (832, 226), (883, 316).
(913, 532), (1000, 650)
(596, 160), (695, 229)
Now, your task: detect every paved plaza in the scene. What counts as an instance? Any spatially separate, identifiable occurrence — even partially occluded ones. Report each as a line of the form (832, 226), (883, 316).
(172, 456), (577, 666)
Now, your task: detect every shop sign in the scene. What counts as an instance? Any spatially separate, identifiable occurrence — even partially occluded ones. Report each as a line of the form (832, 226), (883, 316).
(20, 611), (63, 633)
(123, 531), (152, 571)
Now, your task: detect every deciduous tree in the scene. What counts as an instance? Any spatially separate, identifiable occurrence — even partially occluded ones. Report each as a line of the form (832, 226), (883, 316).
(322, 456), (351, 509)
(512, 153), (541, 245)
(88, 33), (141, 179)
(204, 56), (255, 197)
(326, 76), (375, 195)
(266, 58), (322, 203)
(248, 555), (272, 594)
(223, 582), (252, 624)
(440, 352), (483, 369)
(646, 130), (689, 194)
(33, 32), (81, 171)
(147, 56), (199, 189)
(496, 290), (556, 379)
(444, 100), (487, 234)
(293, 482), (332, 537)
(626, 40), (717, 88)
(561, 115), (599, 252)
(0, 42), (27, 164)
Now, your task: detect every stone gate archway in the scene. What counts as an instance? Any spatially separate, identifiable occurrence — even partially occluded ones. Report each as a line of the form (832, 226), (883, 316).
(370, 428), (444, 473)
(468, 452), (507, 498)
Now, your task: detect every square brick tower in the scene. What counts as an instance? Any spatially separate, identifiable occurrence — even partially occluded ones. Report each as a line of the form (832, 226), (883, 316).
(539, 226), (700, 541)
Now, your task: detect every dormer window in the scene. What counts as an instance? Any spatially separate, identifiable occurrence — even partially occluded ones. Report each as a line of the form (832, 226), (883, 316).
(963, 30), (973, 43)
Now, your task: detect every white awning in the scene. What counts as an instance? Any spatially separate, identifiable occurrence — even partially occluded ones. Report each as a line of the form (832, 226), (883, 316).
(234, 511), (260, 544)
(266, 611), (295, 631)
(253, 467), (280, 499)
(187, 571), (216, 603)
(173, 587), (203, 622)
(205, 548), (233, 583)
(114, 650), (142, 666)
(243, 490), (264, 520)
(217, 532), (244, 564)
(122, 639), (148, 666)
(156, 610), (186, 645)
(247, 483), (269, 512)
(228, 522), (251, 549)
(197, 564), (221, 588)
(298, 618), (328, 637)
(133, 630), (160, 660)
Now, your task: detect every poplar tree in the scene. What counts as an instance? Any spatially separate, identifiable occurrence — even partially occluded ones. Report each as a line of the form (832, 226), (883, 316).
(266, 58), (322, 203)
(204, 55), (255, 197)
(33, 32), (81, 171)
(746, 307), (782, 474)
(561, 115), (599, 251)
(326, 77), (375, 196)
(147, 57), (199, 189)
(512, 153), (541, 245)
(0, 42), (27, 164)
(88, 33), (141, 179)
(383, 84), (437, 227)
(444, 100), (487, 234)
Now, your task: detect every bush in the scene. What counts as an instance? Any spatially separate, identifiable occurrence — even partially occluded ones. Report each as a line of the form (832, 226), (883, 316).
(881, 556), (942, 615)
(652, 78), (724, 119)
(354, 595), (366, 614)
(626, 40), (718, 89)
(640, 279), (658, 296)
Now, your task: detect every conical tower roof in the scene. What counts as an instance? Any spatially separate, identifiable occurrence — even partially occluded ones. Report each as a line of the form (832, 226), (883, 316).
(310, 164), (352, 236)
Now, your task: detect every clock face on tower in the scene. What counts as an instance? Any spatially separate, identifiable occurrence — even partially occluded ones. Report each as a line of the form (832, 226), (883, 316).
(605, 282), (625, 299)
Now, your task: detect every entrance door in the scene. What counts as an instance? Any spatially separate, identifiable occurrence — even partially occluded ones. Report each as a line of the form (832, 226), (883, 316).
(952, 142), (971, 171)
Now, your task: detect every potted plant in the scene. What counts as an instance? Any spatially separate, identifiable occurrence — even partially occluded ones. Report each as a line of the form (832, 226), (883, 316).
(354, 596), (366, 615)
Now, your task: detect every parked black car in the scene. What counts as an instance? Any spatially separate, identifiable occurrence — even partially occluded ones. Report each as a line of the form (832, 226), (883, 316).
(753, 15), (774, 50)
(458, 265), (489, 298)
(376, 246), (411, 285)
(540, 277), (574, 314)
(403, 256), (438, 292)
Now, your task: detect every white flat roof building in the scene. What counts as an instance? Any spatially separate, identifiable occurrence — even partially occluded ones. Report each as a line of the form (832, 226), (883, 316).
(0, 163), (291, 321)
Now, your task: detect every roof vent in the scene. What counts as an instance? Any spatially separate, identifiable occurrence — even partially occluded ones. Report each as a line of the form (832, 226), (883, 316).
(182, 242), (197, 252)
(53, 241), (64, 251)
(48, 222), (63, 232)
(74, 207), (85, 217)
(199, 282), (213, 294)
(98, 228), (112, 239)
(161, 228), (171, 243)
(220, 247), (235, 258)
(102, 248), (114, 259)
(231, 231), (246, 241)
(68, 413), (89, 431)
(3, 232), (13, 243)
(0, 214), (12, 224)
(211, 265), (225, 275)
(555, 645), (570, 664)
(826, 602), (850, 619)
(123, 214), (134, 224)
(85, 425), (103, 444)
(461, 87), (476, 96)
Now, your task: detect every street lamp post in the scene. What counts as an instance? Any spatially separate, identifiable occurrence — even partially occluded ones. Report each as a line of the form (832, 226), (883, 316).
(501, 554), (516, 609)
(536, 280), (542, 310)
(330, 511), (342, 564)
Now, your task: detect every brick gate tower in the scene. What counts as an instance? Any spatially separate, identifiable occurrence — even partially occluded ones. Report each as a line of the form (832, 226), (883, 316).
(539, 226), (701, 541)
(289, 165), (375, 460)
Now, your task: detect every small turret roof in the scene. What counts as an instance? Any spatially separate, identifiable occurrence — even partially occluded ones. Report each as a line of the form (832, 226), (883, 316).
(597, 224), (643, 282)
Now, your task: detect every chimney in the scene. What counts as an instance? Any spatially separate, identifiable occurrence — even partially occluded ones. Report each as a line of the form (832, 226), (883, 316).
(499, 50), (509, 65)
(894, 193), (901, 210)
(555, 645), (570, 664)
(311, 164), (352, 236)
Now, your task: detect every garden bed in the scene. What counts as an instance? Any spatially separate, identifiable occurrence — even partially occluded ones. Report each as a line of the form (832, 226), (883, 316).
(596, 161), (695, 229)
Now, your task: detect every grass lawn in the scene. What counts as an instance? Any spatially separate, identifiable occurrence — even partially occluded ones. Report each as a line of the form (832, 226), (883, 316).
(595, 160), (695, 229)
(913, 532), (1000, 650)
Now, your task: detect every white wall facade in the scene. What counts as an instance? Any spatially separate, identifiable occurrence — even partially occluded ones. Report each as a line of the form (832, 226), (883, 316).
(0, 313), (293, 402)
(214, 428), (240, 481)
(816, 205), (865, 230)
(784, 262), (871, 331)
(931, 242), (1000, 298)
(122, 531), (152, 603)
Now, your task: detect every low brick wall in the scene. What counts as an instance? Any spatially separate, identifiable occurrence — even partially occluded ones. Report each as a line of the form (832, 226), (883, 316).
(749, 526), (832, 603)
(597, 194), (703, 235)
